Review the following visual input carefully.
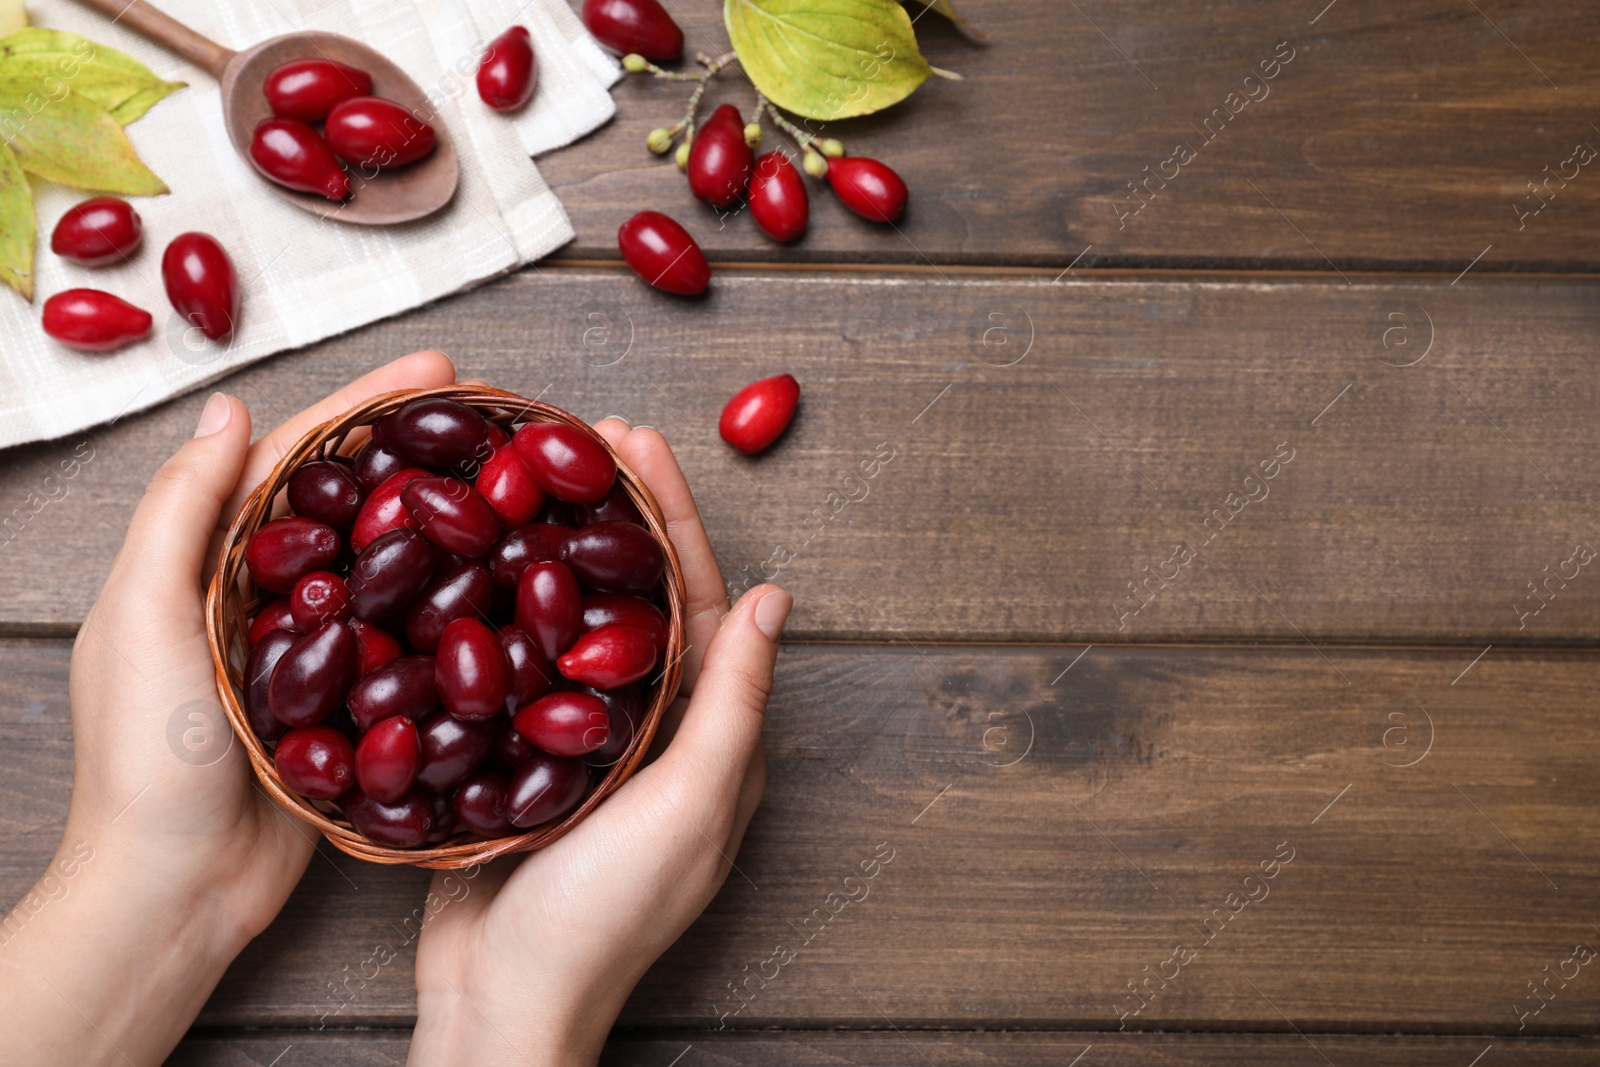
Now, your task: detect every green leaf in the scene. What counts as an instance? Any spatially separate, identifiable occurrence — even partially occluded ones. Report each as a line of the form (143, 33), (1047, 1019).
(902, 0), (987, 42)
(0, 28), (184, 125)
(0, 138), (34, 299)
(0, 80), (168, 195)
(725, 0), (933, 120)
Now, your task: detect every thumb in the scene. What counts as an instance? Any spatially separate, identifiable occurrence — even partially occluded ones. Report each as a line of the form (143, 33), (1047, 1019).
(114, 392), (252, 597)
(660, 584), (791, 791)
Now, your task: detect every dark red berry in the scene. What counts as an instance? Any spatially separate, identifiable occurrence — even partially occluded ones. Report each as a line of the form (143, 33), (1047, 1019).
(355, 715), (422, 803)
(750, 151), (808, 242)
(688, 105), (753, 210)
(348, 528), (438, 621)
(51, 197), (142, 266)
(415, 710), (496, 791)
(478, 26), (538, 112)
(288, 460), (365, 531)
(245, 516), (341, 594)
(41, 289), (152, 352)
(404, 561), (494, 654)
(581, 594), (668, 657)
(289, 570), (352, 630)
(348, 654), (440, 731)
(354, 440), (409, 491)
(617, 210), (710, 296)
(249, 599), (301, 645)
(579, 683), (642, 766)
(162, 232), (239, 341)
(351, 617), (403, 674)
(452, 769), (514, 836)
(264, 58), (373, 122)
(326, 96), (436, 170)
(489, 523), (568, 589)
(342, 786), (433, 848)
(507, 752), (589, 827)
(437, 617), (510, 721)
(501, 624), (555, 712)
(385, 397), (489, 469)
(244, 628), (297, 742)
(511, 423), (618, 504)
(250, 118), (351, 200)
(560, 521), (665, 595)
(573, 483), (643, 526)
(556, 623), (657, 689)
(515, 561), (583, 661)
(275, 725), (356, 800)
(513, 691), (610, 756)
(427, 789), (459, 843)
(827, 157), (908, 223)
(401, 476), (503, 557)
(269, 619), (358, 726)
(719, 373), (799, 454)
(581, 0), (683, 61)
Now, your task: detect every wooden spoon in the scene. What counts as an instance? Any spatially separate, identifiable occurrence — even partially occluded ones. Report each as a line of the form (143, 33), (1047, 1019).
(74, 0), (459, 225)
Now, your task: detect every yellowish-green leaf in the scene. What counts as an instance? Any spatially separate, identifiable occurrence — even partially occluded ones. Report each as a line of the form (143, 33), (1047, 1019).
(725, 0), (933, 120)
(0, 28), (183, 125)
(902, 0), (987, 42)
(0, 0), (26, 37)
(0, 80), (167, 194)
(0, 138), (34, 299)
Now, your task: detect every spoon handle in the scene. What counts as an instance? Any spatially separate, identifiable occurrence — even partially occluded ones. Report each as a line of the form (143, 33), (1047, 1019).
(72, 0), (236, 79)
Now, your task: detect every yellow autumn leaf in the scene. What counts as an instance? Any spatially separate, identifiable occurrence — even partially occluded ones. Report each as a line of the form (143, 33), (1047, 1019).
(0, 139), (33, 299)
(0, 78), (167, 195)
(0, 0), (25, 37)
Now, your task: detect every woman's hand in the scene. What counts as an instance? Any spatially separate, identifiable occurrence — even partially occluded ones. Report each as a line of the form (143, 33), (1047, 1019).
(0, 352), (458, 1067)
(408, 420), (792, 1067)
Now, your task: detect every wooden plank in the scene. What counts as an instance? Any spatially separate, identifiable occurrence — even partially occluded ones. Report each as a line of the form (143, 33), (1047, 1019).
(4, 271), (1600, 644)
(541, 0), (1600, 270)
(6, 641), (1600, 1031)
(168, 1029), (1600, 1066)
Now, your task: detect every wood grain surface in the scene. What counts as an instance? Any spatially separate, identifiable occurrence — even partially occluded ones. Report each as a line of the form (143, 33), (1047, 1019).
(542, 0), (1600, 271)
(4, 270), (1598, 645)
(6, 640), (1597, 1033)
(167, 1029), (1600, 1067)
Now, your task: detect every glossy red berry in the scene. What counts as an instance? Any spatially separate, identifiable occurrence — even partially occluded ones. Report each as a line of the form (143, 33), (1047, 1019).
(581, 594), (668, 656)
(264, 58), (373, 122)
(326, 96), (436, 170)
(269, 619), (358, 726)
(688, 105), (754, 210)
(511, 423), (618, 504)
(275, 725), (356, 800)
(453, 769), (514, 836)
(289, 570), (353, 630)
(245, 516), (340, 593)
(515, 561), (583, 662)
(579, 684), (642, 766)
(385, 397), (489, 469)
(351, 467), (429, 552)
(355, 715), (422, 803)
(573, 483), (643, 526)
(350, 617), (403, 674)
(348, 654), (440, 731)
(719, 373), (800, 454)
(827, 157), (908, 223)
(749, 151), (808, 242)
(250, 118), (350, 201)
(437, 617), (510, 721)
(51, 197), (142, 266)
(489, 523), (568, 589)
(244, 628), (296, 742)
(162, 232), (240, 341)
(478, 26), (538, 111)
(401, 476), (503, 557)
(415, 710), (497, 791)
(617, 210), (710, 296)
(41, 289), (152, 352)
(581, 0), (682, 61)
(501, 624), (555, 711)
(404, 561), (494, 654)
(249, 599), (300, 645)
(348, 528), (438, 621)
(476, 446), (545, 527)
(560, 521), (665, 595)
(354, 440), (409, 491)
(507, 752), (590, 827)
(513, 691), (610, 757)
(342, 786), (434, 848)
(556, 623), (658, 689)
(288, 460), (365, 531)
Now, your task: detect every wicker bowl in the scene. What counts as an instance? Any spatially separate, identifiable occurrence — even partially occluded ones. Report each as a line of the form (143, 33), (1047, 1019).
(205, 385), (685, 868)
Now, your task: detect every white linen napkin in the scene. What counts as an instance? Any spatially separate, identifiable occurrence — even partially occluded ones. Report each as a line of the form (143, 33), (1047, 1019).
(0, 0), (617, 450)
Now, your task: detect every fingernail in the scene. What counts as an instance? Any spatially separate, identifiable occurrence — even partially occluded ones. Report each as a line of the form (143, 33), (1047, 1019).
(194, 392), (231, 438)
(603, 415), (632, 429)
(754, 588), (792, 641)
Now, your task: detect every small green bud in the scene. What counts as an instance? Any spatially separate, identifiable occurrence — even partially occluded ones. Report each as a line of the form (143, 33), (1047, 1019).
(743, 122), (763, 148)
(646, 128), (674, 155)
(674, 141), (691, 171)
(622, 53), (649, 73)
(818, 137), (845, 158)
(802, 149), (829, 179)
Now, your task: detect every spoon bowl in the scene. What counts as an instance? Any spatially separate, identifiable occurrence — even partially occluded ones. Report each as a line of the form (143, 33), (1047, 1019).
(74, 0), (459, 225)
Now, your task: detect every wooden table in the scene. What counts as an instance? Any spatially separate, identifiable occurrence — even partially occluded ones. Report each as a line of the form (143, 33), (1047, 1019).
(6, 0), (1600, 1062)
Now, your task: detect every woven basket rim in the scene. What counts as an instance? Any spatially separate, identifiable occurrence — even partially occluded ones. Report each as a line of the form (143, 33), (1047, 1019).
(205, 385), (686, 869)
